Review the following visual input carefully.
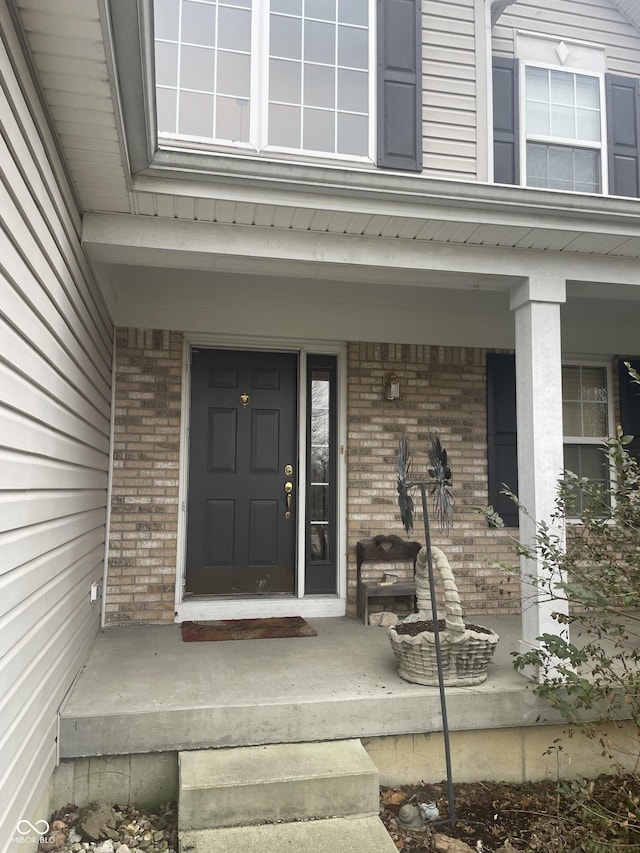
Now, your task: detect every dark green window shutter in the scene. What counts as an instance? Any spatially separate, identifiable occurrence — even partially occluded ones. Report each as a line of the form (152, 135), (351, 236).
(377, 0), (422, 171)
(492, 57), (519, 185)
(486, 353), (519, 527)
(606, 74), (640, 198)
(618, 358), (640, 460)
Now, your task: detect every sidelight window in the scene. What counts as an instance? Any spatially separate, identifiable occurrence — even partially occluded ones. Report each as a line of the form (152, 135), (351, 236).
(305, 355), (337, 594)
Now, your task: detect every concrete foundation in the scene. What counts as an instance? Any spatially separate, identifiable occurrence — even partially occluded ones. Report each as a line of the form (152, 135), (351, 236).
(47, 720), (638, 816)
(49, 753), (178, 812)
(364, 720), (639, 786)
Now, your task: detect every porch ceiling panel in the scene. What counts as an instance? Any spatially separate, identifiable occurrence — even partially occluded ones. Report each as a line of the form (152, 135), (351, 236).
(13, 0), (131, 214)
(104, 265), (519, 349)
(98, 261), (640, 356)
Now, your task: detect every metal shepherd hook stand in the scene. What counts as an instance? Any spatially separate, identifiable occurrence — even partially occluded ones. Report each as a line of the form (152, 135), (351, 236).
(397, 434), (457, 829)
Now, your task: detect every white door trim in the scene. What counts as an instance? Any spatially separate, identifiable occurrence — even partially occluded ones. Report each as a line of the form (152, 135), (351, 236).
(174, 335), (347, 622)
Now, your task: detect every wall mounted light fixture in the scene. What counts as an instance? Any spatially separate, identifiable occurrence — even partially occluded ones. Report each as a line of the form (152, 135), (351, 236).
(383, 372), (400, 400)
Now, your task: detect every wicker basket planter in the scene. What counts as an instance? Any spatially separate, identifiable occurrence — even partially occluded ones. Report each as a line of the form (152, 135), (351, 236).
(388, 546), (499, 686)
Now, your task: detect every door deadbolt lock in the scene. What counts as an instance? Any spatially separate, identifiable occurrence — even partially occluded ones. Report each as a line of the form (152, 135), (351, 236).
(284, 464), (293, 476)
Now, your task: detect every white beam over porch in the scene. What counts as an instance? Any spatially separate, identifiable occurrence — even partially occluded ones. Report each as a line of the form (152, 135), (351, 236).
(83, 212), (640, 288)
(510, 277), (569, 656)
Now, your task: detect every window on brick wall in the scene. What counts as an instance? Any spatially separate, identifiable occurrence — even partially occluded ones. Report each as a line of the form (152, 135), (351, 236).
(562, 364), (612, 514)
(486, 355), (614, 525)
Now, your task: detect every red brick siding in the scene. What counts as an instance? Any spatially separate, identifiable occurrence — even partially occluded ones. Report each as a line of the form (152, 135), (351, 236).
(105, 329), (183, 625)
(346, 342), (520, 618)
(105, 333), (520, 624)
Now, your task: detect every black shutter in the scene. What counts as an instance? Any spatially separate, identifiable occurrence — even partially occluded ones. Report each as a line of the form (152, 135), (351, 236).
(492, 57), (519, 185)
(486, 353), (519, 527)
(618, 358), (640, 461)
(377, 0), (422, 171)
(606, 74), (640, 198)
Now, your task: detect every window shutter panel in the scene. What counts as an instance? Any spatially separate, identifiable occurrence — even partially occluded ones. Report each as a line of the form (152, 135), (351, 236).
(618, 358), (640, 460)
(492, 57), (519, 185)
(486, 353), (519, 527)
(377, 0), (422, 171)
(606, 74), (640, 198)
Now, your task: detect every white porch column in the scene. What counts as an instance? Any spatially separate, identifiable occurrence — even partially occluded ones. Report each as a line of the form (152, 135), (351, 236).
(510, 277), (569, 656)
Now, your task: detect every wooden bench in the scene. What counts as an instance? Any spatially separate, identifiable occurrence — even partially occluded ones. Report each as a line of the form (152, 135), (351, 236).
(357, 535), (422, 625)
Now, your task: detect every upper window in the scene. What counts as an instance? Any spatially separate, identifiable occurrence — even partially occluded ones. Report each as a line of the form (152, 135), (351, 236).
(153, 0), (371, 159)
(524, 66), (604, 193)
(491, 32), (640, 198)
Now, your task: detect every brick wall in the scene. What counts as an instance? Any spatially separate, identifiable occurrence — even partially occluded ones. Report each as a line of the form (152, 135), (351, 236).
(105, 329), (183, 625)
(347, 342), (520, 618)
(105, 333), (519, 624)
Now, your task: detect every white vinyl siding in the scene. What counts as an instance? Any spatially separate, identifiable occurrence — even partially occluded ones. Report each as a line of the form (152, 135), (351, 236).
(422, 0), (478, 179)
(154, 0), (481, 178)
(493, 0), (640, 76)
(0, 6), (113, 851)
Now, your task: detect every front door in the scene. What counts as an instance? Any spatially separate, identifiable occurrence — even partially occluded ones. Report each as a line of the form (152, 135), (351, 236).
(185, 348), (298, 596)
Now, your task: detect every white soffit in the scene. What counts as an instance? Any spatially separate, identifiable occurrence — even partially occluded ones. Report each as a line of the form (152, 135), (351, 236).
(13, 0), (131, 214)
(610, 0), (640, 32)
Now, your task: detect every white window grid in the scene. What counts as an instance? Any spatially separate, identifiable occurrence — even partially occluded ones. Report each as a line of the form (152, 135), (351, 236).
(154, 0), (376, 162)
(519, 61), (609, 195)
(561, 361), (615, 515)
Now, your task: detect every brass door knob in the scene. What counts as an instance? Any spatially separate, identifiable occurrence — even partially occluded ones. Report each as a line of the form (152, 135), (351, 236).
(284, 481), (293, 518)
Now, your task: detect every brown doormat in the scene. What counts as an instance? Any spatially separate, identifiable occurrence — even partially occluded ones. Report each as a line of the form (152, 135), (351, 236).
(181, 616), (318, 642)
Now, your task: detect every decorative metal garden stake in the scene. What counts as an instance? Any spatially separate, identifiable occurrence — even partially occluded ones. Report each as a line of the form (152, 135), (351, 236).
(397, 435), (457, 829)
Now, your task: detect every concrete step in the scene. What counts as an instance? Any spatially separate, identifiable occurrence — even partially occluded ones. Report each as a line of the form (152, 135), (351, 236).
(179, 815), (398, 853)
(178, 739), (380, 832)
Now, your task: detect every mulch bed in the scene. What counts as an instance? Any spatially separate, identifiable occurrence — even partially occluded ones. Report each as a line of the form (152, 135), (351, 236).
(380, 774), (640, 851)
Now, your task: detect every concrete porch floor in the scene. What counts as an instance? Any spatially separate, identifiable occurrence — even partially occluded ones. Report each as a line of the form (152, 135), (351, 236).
(59, 614), (560, 760)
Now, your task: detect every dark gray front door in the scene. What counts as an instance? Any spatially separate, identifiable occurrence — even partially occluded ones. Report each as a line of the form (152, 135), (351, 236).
(185, 348), (298, 596)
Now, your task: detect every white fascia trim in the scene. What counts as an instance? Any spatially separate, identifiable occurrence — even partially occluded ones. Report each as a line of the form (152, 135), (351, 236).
(83, 211), (640, 287)
(136, 155), (640, 230)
